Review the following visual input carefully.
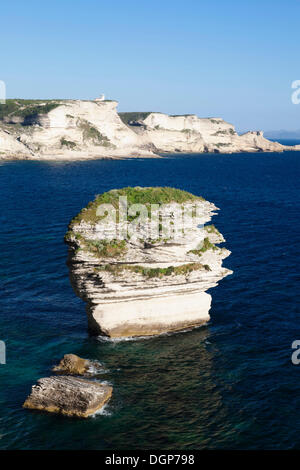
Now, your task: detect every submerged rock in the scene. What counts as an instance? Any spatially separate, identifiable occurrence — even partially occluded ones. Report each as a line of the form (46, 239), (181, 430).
(65, 186), (233, 338)
(52, 354), (89, 376)
(23, 376), (112, 418)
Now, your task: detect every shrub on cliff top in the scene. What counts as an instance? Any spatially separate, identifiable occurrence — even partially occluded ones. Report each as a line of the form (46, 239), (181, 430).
(0, 99), (61, 121)
(68, 187), (205, 227)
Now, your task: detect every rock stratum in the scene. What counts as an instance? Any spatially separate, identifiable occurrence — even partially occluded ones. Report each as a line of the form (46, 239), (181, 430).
(0, 98), (299, 160)
(65, 186), (233, 338)
(23, 376), (112, 418)
(23, 354), (112, 418)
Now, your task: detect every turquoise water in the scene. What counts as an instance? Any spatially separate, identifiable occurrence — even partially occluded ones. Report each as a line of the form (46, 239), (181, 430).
(0, 150), (299, 449)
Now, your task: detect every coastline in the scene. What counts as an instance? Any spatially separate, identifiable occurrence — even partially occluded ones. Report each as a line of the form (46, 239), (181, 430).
(1, 98), (299, 161)
(1, 146), (299, 163)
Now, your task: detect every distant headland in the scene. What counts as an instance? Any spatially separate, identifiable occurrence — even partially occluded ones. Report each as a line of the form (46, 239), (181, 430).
(0, 96), (299, 160)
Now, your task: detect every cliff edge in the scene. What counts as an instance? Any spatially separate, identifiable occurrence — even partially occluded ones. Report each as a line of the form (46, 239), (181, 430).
(124, 112), (297, 153)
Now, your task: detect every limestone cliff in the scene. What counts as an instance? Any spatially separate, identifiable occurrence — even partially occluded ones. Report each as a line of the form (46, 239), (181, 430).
(1, 98), (298, 160)
(65, 187), (232, 338)
(0, 99), (155, 160)
(129, 112), (295, 153)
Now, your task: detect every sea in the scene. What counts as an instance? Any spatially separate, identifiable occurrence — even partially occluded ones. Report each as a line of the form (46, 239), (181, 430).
(0, 143), (299, 449)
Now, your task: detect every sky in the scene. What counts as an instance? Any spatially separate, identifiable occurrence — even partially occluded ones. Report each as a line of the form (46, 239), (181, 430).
(1, 0), (300, 132)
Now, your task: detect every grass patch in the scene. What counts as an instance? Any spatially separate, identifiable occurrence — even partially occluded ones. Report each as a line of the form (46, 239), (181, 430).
(0, 99), (62, 121)
(204, 224), (221, 235)
(67, 233), (127, 258)
(188, 237), (218, 256)
(212, 128), (236, 136)
(85, 239), (127, 258)
(79, 119), (111, 146)
(68, 186), (205, 228)
(60, 138), (76, 149)
(95, 262), (210, 278)
(13, 102), (60, 118)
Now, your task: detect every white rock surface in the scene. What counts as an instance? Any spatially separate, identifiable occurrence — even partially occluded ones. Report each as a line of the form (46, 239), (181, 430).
(136, 113), (297, 153)
(66, 191), (233, 338)
(0, 128), (32, 158)
(0, 99), (299, 160)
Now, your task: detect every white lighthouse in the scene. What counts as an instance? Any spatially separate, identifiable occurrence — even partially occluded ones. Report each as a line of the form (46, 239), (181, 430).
(95, 94), (105, 102)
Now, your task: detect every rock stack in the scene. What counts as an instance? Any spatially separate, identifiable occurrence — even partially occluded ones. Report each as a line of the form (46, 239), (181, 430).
(65, 186), (232, 338)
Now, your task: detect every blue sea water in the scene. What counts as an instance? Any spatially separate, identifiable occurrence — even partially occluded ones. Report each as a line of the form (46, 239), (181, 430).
(0, 149), (299, 450)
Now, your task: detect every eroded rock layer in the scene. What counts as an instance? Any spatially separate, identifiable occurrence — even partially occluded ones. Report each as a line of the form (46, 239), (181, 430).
(65, 187), (233, 338)
(23, 376), (112, 418)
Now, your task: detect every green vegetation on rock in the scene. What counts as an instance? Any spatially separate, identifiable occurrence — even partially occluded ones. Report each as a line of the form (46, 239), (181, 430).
(95, 262), (211, 278)
(118, 112), (152, 125)
(0, 99), (62, 121)
(215, 142), (230, 148)
(68, 186), (205, 228)
(79, 119), (111, 146)
(188, 237), (218, 256)
(60, 138), (76, 149)
(204, 224), (221, 235)
(0, 100), (61, 122)
(65, 232), (127, 258)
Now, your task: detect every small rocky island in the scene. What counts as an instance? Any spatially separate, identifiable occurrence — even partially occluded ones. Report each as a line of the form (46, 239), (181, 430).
(65, 186), (232, 338)
(23, 354), (112, 418)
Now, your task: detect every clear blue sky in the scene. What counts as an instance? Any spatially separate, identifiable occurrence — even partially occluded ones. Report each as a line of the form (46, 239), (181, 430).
(1, 0), (300, 132)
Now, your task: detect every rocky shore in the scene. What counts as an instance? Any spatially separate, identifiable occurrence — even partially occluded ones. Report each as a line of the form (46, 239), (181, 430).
(0, 98), (298, 160)
(65, 186), (232, 338)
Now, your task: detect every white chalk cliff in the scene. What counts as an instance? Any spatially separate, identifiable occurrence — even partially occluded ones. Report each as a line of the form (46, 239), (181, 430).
(65, 187), (232, 338)
(134, 113), (293, 153)
(0, 98), (299, 160)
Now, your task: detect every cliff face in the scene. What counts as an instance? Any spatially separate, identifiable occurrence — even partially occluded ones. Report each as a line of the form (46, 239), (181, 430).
(0, 99), (298, 160)
(65, 187), (232, 338)
(0, 100), (155, 160)
(130, 113), (293, 153)
(0, 128), (32, 158)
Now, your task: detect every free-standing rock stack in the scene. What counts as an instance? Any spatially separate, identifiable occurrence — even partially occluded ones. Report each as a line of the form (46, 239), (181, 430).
(65, 186), (233, 338)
